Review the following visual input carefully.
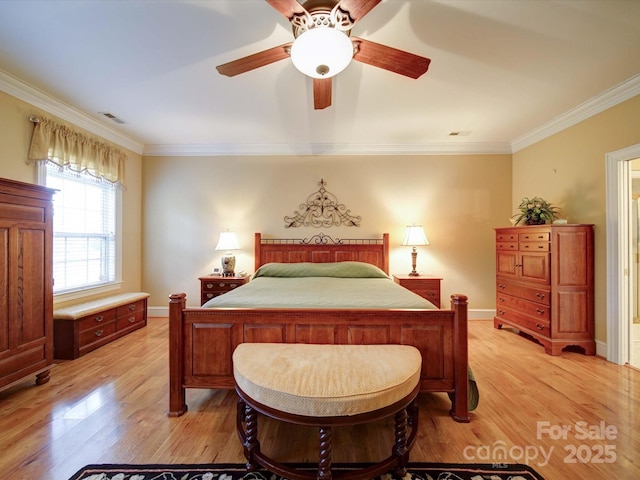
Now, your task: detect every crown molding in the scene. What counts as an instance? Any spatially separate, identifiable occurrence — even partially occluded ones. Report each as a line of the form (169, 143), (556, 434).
(0, 69), (144, 155)
(4, 64), (637, 158)
(142, 141), (512, 157)
(511, 73), (640, 153)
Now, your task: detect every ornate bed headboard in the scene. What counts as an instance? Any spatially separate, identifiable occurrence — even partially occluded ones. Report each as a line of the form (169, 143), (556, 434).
(254, 233), (390, 274)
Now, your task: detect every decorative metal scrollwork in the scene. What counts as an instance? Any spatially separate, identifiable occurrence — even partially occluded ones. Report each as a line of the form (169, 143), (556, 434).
(300, 233), (343, 245)
(284, 179), (361, 228)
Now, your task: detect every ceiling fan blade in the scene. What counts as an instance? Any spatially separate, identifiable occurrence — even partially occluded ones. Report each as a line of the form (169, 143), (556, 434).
(338, 0), (382, 23)
(216, 43), (292, 77)
(265, 0), (307, 19)
(351, 37), (431, 79)
(313, 77), (332, 110)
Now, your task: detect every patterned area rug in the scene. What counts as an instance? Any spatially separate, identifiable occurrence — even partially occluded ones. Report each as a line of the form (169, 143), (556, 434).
(69, 462), (545, 480)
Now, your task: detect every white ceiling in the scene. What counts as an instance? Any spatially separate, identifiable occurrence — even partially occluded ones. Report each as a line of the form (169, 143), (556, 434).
(0, 0), (639, 156)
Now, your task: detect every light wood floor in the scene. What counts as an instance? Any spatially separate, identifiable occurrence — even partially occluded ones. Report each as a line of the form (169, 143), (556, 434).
(1, 317), (639, 480)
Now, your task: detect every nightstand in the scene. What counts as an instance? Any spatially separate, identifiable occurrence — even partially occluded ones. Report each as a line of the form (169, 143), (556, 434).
(392, 274), (442, 308)
(199, 275), (249, 305)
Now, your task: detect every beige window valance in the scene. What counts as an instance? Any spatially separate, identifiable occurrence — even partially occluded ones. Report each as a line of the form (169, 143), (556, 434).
(28, 116), (126, 186)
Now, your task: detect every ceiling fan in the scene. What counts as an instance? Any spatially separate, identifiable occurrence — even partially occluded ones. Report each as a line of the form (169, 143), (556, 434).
(216, 0), (431, 110)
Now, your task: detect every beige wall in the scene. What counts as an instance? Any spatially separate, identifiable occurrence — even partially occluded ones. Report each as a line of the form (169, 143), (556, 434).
(142, 154), (512, 309)
(512, 94), (640, 343)
(0, 91), (144, 306)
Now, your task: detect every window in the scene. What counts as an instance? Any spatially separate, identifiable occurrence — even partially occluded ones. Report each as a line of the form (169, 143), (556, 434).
(40, 162), (121, 296)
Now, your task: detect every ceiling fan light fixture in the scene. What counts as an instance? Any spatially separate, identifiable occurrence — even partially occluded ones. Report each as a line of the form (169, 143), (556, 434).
(290, 27), (353, 79)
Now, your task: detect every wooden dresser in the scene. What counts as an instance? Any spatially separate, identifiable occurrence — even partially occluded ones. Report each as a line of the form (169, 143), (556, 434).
(0, 178), (55, 391)
(494, 224), (595, 355)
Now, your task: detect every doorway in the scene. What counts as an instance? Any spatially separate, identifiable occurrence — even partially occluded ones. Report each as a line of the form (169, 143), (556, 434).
(606, 143), (640, 366)
(631, 171), (640, 368)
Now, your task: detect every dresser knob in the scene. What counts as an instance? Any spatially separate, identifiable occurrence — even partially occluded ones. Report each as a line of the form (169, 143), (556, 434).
(206, 283), (214, 289)
(535, 323), (545, 330)
(95, 329), (104, 337)
(95, 315), (104, 322)
(536, 292), (546, 300)
(536, 308), (545, 315)
(128, 316), (135, 324)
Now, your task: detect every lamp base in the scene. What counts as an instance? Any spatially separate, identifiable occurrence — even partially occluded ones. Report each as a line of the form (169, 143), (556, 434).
(221, 254), (236, 277)
(408, 247), (420, 277)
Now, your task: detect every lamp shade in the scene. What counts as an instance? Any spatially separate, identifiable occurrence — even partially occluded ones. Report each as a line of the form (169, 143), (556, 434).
(290, 27), (354, 78)
(401, 225), (430, 247)
(215, 231), (240, 252)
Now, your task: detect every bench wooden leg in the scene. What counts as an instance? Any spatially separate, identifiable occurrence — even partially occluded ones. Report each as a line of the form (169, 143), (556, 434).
(392, 407), (409, 478)
(318, 426), (332, 480)
(238, 399), (261, 471)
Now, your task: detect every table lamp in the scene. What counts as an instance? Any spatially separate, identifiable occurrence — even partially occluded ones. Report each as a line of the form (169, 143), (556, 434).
(215, 231), (240, 276)
(401, 225), (429, 276)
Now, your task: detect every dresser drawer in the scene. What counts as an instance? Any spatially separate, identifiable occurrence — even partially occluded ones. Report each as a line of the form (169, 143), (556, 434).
(520, 242), (550, 252)
(77, 309), (116, 332)
(519, 232), (550, 242)
(496, 292), (550, 321)
(497, 233), (518, 242)
(496, 242), (518, 251)
(496, 279), (550, 306)
(496, 307), (551, 336)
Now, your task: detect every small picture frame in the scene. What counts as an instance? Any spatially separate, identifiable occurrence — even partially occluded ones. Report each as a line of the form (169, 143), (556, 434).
(212, 267), (221, 275)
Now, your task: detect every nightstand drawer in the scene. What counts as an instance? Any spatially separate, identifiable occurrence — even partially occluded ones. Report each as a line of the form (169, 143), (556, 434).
(202, 280), (244, 292)
(392, 275), (442, 308)
(199, 275), (249, 305)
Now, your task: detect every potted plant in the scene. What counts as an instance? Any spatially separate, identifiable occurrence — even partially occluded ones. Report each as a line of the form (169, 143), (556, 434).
(511, 196), (560, 226)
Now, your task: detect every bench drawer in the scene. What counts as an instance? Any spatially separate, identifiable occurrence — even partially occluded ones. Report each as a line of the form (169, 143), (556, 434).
(77, 310), (117, 332)
(79, 322), (117, 347)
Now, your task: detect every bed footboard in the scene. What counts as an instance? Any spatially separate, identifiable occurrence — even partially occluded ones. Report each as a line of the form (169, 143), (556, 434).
(168, 293), (469, 422)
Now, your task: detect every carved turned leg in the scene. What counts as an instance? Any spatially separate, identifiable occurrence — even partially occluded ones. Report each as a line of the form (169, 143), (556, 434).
(35, 370), (50, 385)
(407, 398), (419, 429)
(317, 426), (333, 480)
(392, 407), (410, 478)
(243, 403), (260, 471)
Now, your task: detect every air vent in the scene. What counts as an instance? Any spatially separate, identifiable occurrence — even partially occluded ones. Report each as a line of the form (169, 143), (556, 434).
(99, 112), (125, 124)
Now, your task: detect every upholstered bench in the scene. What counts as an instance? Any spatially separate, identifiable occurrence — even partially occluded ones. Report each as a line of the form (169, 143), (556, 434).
(233, 343), (421, 480)
(53, 292), (149, 359)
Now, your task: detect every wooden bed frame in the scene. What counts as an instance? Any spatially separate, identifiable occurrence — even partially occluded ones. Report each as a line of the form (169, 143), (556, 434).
(169, 233), (470, 422)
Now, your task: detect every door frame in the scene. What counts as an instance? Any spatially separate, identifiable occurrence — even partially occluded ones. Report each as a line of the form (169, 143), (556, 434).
(606, 143), (640, 364)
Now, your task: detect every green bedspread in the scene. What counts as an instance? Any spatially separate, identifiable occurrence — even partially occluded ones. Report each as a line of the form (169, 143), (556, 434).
(202, 276), (436, 309)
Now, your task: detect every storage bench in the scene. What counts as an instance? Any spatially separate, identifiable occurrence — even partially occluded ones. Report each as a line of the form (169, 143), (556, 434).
(53, 292), (150, 359)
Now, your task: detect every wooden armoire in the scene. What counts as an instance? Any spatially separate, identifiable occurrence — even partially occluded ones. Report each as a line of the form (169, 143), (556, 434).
(494, 224), (595, 355)
(0, 177), (55, 391)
